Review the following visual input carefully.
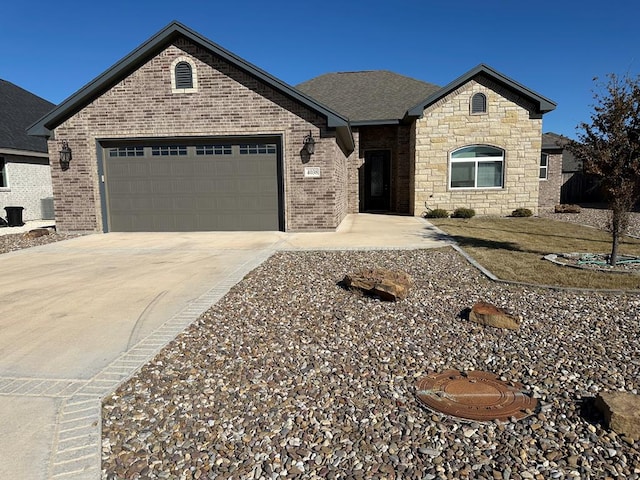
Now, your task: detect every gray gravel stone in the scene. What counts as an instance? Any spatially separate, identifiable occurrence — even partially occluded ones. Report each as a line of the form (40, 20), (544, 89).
(100, 249), (640, 479)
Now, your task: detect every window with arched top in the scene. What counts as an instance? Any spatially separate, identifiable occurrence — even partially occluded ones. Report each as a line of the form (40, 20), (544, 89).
(171, 57), (198, 93)
(470, 92), (487, 114)
(450, 145), (504, 189)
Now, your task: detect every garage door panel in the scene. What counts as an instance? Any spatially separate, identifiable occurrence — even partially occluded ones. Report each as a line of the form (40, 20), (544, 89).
(148, 161), (172, 176)
(104, 141), (280, 231)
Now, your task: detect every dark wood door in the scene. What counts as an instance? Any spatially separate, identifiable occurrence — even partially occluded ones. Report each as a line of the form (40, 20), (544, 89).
(363, 150), (390, 211)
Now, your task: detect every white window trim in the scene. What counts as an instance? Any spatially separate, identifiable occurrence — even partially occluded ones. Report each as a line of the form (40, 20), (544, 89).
(539, 153), (549, 180)
(170, 56), (198, 94)
(449, 145), (505, 190)
(0, 157), (9, 190)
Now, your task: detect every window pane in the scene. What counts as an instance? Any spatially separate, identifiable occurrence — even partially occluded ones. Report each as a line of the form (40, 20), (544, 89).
(539, 167), (547, 179)
(477, 161), (503, 187)
(0, 159), (6, 187)
(452, 146), (502, 158)
(451, 162), (475, 188)
(540, 154), (548, 167)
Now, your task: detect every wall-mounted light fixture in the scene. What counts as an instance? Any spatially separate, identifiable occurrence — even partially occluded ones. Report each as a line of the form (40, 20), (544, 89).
(59, 140), (72, 171)
(303, 131), (315, 155)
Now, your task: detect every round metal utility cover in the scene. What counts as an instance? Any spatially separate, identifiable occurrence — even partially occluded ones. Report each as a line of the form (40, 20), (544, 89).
(415, 369), (538, 422)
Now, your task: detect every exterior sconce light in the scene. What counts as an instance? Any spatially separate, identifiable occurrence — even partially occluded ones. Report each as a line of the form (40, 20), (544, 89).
(303, 131), (315, 155)
(59, 140), (72, 171)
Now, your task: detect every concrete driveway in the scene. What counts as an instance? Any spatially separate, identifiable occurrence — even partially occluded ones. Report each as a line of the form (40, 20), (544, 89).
(0, 214), (450, 479)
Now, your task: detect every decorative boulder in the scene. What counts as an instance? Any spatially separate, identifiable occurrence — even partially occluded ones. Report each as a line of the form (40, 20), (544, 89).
(469, 301), (520, 330)
(554, 204), (581, 214)
(342, 268), (412, 301)
(595, 391), (640, 441)
(23, 228), (51, 239)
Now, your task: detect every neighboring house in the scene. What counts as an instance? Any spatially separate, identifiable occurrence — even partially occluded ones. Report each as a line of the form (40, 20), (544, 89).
(538, 132), (565, 208)
(28, 21), (556, 233)
(0, 79), (55, 222)
(540, 132), (603, 206)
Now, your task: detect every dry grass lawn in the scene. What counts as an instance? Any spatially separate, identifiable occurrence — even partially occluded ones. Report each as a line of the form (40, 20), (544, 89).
(430, 217), (640, 290)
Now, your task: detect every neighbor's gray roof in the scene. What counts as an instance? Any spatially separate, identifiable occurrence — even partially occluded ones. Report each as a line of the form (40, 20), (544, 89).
(0, 79), (54, 154)
(297, 71), (440, 125)
(542, 132), (568, 150)
(542, 131), (582, 172)
(28, 21), (354, 155)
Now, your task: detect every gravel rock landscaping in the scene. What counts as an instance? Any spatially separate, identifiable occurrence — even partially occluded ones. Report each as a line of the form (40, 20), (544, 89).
(538, 206), (640, 238)
(102, 249), (640, 479)
(0, 229), (80, 255)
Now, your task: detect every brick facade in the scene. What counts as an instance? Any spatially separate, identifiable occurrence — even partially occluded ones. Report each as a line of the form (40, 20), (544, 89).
(412, 77), (542, 216)
(47, 39), (350, 232)
(39, 25), (555, 231)
(538, 151), (562, 208)
(358, 125), (412, 214)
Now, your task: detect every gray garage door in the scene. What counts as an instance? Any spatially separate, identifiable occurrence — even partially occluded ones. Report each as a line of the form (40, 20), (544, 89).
(103, 142), (281, 232)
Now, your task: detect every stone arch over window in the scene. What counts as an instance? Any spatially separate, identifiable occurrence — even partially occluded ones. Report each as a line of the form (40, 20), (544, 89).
(171, 56), (198, 93)
(470, 92), (487, 114)
(449, 145), (504, 189)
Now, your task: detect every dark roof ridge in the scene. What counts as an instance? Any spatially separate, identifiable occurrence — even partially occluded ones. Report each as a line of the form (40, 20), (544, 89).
(27, 21), (353, 154)
(406, 63), (556, 118)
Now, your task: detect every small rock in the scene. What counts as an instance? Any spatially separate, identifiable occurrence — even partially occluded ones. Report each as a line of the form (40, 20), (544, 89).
(468, 301), (520, 330)
(342, 268), (412, 301)
(567, 455), (580, 467)
(23, 228), (51, 239)
(595, 391), (640, 441)
(418, 447), (440, 457)
(554, 204), (581, 213)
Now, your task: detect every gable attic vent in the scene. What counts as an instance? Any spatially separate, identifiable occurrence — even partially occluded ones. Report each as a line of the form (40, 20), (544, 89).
(471, 92), (487, 114)
(175, 61), (193, 89)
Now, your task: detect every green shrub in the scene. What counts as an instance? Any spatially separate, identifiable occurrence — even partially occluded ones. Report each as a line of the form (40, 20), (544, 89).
(424, 208), (449, 219)
(511, 208), (533, 217)
(452, 207), (475, 219)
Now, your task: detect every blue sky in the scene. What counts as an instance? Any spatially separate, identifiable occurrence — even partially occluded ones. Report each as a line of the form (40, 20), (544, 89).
(2, 0), (638, 138)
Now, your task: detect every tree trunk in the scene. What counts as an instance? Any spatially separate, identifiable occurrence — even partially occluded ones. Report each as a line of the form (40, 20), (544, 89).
(610, 230), (620, 266)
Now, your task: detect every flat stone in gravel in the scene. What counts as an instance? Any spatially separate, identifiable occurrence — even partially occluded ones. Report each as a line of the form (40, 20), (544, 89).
(596, 392), (640, 441)
(469, 301), (520, 330)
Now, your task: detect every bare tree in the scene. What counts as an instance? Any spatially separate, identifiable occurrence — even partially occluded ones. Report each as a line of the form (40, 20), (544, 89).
(568, 74), (640, 265)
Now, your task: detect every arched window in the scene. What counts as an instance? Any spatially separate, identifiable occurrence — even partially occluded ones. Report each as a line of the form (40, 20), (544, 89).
(175, 62), (193, 89)
(470, 93), (487, 114)
(450, 145), (504, 189)
(171, 57), (198, 93)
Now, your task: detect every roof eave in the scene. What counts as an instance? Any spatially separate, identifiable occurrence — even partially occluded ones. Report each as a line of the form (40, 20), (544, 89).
(335, 124), (355, 156)
(27, 21), (350, 137)
(406, 64), (557, 118)
(350, 119), (401, 127)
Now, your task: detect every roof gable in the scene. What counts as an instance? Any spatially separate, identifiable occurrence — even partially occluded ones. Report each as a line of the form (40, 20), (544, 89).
(0, 79), (54, 153)
(27, 21), (353, 153)
(406, 64), (556, 118)
(297, 71), (440, 125)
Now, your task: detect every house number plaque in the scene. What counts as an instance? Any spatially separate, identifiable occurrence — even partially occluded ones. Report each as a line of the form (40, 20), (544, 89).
(304, 167), (321, 178)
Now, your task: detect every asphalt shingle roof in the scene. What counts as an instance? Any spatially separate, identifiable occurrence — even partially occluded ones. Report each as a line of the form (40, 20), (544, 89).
(542, 132), (582, 172)
(0, 79), (55, 153)
(297, 71), (440, 123)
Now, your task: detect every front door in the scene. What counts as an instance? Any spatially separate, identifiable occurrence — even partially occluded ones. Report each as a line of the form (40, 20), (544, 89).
(363, 150), (390, 211)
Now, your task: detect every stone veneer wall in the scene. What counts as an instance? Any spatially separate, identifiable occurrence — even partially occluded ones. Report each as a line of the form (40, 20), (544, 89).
(413, 77), (543, 216)
(48, 38), (348, 232)
(0, 154), (52, 220)
(538, 151), (562, 208)
(358, 125), (412, 214)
